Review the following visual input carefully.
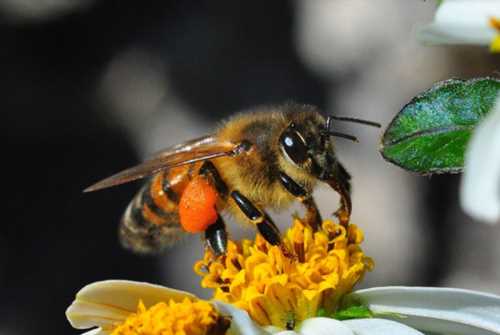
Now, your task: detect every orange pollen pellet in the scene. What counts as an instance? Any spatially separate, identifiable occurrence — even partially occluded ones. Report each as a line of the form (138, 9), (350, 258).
(179, 176), (218, 233)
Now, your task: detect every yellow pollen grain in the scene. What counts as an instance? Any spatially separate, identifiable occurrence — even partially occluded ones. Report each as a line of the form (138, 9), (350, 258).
(111, 298), (220, 335)
(194, 219), (374, 330)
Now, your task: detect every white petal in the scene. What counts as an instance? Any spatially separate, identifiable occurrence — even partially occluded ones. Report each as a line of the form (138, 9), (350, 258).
(354, 286), (500, 335)
(66, 280), (196, 330)
(66, 299), (129, 329)
(212, 301), (269, 335)
(417, 0), (500, 45)
(342, 318), (425, 335)
(299, 318), (354, 335)
(265, 326), (289, 334)
(81, 328), (109, 335)
(461, 95), (500, 224)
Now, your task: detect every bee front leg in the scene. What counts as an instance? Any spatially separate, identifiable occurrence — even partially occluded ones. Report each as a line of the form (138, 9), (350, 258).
(326, 162), (352, 227)
(230, 190), (282, 246)
(302, 197), (322, 231)
(278, 172), (322, 231)
(205, 215), (228, 256)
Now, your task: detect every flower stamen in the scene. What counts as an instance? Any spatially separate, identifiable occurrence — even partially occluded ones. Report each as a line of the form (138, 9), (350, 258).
(195, 219), (374, 330)
(110, 298), (229, 335)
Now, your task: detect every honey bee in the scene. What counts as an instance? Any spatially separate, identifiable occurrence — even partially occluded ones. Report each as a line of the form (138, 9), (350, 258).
(85, 103), (380, 255)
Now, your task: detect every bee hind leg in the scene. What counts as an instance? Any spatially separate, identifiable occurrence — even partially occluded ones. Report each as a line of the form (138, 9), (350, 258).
(198, 161), (230, 256)
(200, 161), (228, 196)
(278, 172), (321, 231)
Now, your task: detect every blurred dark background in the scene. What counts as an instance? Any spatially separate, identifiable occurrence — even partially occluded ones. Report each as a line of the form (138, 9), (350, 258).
(2, 1), (499, 334)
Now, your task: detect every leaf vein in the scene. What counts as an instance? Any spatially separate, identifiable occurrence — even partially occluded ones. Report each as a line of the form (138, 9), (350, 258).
(384, 124), (473, 146)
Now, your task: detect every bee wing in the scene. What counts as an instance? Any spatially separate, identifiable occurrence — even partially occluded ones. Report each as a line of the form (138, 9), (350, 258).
(149, 135), (219, 158)
(84, 135), (241, 192)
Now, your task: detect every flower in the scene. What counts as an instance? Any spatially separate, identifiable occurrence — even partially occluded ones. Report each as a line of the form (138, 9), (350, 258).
(65, 280), (233, 335)
(460, 94), (500, 223)
(417, 0), (500, 52)
(66, 280), (500, 335)
(194, 219), (374, 330)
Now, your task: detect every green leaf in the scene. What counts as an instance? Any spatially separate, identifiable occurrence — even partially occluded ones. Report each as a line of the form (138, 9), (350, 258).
(380, 77), (500, 174)
(333, 305), (373, 320)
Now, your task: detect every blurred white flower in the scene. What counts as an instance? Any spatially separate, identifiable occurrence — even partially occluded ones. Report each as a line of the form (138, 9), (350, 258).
(355, 286), (500, 335)
(67, 280), (500, 335)
(461, 95), (500, 224)
(417, 0), (500, 52)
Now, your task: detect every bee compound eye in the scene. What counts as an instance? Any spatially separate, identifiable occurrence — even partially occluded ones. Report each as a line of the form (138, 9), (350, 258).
(280, 130), (308, 165)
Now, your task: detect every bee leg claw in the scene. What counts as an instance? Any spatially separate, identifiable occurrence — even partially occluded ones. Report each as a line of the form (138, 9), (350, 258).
(205, 216), (228, 256)
(258, 218), (294, 259)
(280, 244), (295, 259)
(333, 208), (350, 227)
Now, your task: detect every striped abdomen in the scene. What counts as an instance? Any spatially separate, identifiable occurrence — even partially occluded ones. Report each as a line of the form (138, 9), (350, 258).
(119, 164), (196, 254)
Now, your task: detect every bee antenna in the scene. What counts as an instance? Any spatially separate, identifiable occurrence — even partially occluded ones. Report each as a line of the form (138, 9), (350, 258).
(324, 131), (359, 143)
(328, 115), (381, 128)
(322, 116), (359, 143)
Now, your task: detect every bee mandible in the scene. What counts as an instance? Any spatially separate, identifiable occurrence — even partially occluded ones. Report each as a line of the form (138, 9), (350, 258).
(85, 103), (380, 256)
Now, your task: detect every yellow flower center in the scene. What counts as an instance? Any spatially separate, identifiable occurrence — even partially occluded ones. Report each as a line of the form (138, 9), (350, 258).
(111, 298), (228, 335)
(489, 17), (500, 53)
(194, 219), (374, 330)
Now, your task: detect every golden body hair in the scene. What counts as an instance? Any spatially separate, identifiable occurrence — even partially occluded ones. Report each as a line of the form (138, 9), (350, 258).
(214, 105), (321, 224)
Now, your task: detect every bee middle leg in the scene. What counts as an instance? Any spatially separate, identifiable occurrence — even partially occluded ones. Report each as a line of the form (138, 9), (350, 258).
(230, 190), (282, 246)
(278, 172), (321, 231)
(200, 162), (285, 254)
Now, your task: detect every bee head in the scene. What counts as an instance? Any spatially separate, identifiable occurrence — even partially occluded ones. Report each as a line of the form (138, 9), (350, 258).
(278, 114), (334, 181)
(279, 110), (380, 181)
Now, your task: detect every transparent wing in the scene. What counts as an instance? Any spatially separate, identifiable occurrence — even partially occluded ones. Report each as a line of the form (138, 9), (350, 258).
(150, 135), (219, 158)
(84, 135), (239, 192)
